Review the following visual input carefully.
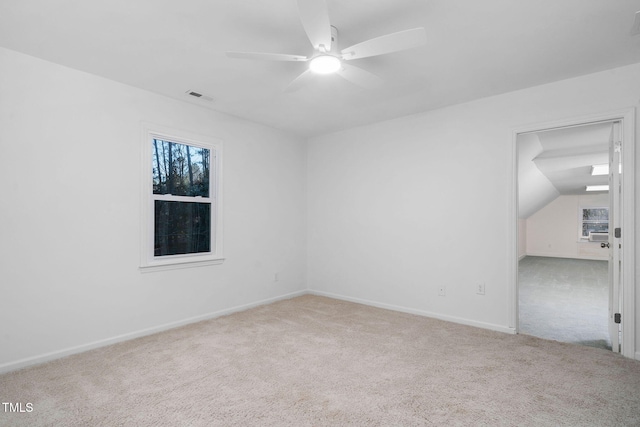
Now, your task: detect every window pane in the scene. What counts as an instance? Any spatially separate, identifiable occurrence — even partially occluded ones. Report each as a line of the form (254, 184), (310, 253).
(582, 208), (608, 221)
(152, 139), (210, 197)
(154, 201), (211, 256)
(582, 222), (609, 237)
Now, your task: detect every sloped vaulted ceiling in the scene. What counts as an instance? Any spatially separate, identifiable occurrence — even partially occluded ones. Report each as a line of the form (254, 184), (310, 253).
(518, 122), (613, 219)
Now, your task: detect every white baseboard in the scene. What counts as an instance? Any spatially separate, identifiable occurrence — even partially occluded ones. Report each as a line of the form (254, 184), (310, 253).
(309, 290), (516, 335)
(0, 290), (307, 375)
(525, 252), (608, 261)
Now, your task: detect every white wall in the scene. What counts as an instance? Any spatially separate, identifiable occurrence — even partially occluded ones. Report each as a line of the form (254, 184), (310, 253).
(518, 219), (527, 260)
(0, 47), (307, 371)
(517, 132), (560, 219)
(307, 63), (640, 345)
(526, 194), (609, 260)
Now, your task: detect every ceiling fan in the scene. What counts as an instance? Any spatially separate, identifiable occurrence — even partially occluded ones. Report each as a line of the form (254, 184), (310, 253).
(226, 0), (427, 91)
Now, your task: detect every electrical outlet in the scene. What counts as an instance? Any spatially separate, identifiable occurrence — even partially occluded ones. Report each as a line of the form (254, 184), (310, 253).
(274, 272), (279, 282)
(438, 285), (446, 296)
(477, 282), (485, 295)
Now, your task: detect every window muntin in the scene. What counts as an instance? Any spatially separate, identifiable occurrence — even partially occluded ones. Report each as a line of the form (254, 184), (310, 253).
(580, 207), (609, 238)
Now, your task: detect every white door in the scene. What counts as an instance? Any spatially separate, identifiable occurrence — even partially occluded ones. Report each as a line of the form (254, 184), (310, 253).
(608, 121), (622, 353)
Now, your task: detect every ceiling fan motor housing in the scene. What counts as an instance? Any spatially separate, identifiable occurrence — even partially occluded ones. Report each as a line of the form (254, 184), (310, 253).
(328, 25), (339, 54)
(309, 26), (342, 73)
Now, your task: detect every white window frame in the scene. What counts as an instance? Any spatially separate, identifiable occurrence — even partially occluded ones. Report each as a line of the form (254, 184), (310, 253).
(140, 123), (223, 271)
(578, 206), (609, 240)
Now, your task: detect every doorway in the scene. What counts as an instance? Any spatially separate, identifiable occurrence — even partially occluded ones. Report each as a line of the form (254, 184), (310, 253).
(511, 109), (635, 358)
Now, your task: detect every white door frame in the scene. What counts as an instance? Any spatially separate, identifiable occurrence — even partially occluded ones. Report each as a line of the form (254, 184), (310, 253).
(509, 108), (635, 359)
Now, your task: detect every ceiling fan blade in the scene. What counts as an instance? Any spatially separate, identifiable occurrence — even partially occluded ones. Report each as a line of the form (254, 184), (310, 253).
(285, 69), (315, 92)
(297, 0), (332, 51)
(336, 63), (383, 89)
(632, 11), (640, 36)
(341, 28), (427, 60)
(226, 52), (308, 62)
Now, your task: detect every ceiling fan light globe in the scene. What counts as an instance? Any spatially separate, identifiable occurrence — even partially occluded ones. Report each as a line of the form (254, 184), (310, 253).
(309, 55), (341, 74)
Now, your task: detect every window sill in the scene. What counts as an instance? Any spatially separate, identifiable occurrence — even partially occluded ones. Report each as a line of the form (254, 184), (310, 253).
(139, 257), (225, 273)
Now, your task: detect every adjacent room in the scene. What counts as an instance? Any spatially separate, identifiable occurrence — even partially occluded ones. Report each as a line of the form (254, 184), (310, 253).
(1, 0), (640, 425)
(517, 122), (615, 350)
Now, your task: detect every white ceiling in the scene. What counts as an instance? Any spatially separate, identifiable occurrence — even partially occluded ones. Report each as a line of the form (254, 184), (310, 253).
(517, 121), (613, 218)
(534, 122), (612, 195)
(1, 0), (639, 137)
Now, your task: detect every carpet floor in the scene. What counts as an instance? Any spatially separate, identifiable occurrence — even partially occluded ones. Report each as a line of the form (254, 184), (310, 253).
(519, 256), (611, 350)
(1, 295), (639, 426)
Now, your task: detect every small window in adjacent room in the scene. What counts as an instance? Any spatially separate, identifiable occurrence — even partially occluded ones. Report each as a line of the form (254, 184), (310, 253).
(141, 125), (223, 270)
(579, 207), (609, 239)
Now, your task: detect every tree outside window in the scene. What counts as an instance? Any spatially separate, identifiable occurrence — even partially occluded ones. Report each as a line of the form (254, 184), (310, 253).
(152, 139), (212, 256)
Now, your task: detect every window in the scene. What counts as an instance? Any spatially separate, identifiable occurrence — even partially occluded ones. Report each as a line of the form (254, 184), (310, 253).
(579, 207), (608, 239)
(141, 125), (223, 270)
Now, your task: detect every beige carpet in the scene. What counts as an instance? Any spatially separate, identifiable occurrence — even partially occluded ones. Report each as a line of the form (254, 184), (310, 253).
(1, 295), (640, 426)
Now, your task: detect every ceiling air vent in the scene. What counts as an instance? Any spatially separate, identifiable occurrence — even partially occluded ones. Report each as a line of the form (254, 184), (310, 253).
(185, 90), (214, 102)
